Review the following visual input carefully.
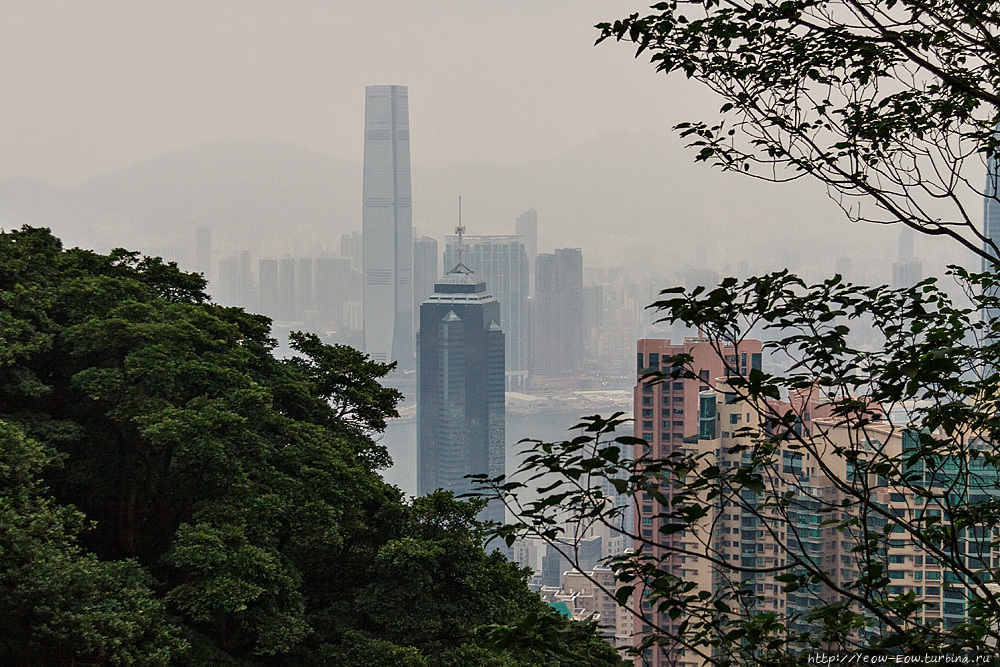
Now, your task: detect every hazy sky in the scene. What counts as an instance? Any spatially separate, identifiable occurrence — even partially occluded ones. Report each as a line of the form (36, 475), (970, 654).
(0, 0), (979, 278)
(0, 1), (704, 187)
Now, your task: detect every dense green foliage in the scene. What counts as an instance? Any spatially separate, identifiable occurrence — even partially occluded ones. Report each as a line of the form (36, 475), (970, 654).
(0, 226), (624, 666)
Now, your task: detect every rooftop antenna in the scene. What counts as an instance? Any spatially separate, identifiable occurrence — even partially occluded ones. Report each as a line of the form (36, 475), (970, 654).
(450, 196), (473, 274)
(456, 196), (466, 267)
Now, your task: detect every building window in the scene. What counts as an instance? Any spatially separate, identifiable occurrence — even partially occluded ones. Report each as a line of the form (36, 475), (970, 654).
(643, 397), (653, 406)
(642, 408), (653, 417)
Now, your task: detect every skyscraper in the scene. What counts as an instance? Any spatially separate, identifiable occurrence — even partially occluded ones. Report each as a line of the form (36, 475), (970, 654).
(891, 226), (923, 288)
(633, 338), (763, 667)
(413, 236), (438, 319)
(417, 262), (505, 524)
(984, 147), (1000, 322)
(533, 248), (585, 376)
(515, 209), (538, 296)
(444, 235), (530, 389)
(363, 85), (413, 370)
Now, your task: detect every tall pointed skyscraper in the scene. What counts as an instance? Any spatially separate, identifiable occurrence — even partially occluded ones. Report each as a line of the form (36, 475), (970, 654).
(363, 85), (414, 369)
(417, 229), (505, 524)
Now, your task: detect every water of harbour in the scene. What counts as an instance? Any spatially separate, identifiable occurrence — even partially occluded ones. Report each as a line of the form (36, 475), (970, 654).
(378, 408), (616, 498)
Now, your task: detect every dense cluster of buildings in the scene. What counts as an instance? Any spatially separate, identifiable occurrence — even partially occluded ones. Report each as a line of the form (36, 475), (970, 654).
(629, 338), (1000, 666)
(186, 83), (995, 663)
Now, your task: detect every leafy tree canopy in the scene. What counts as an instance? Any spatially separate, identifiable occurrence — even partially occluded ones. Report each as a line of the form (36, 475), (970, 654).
(0, 226), (624, 666)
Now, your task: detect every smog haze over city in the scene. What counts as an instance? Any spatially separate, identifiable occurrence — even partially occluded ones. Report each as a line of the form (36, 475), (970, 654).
(1, 1), (973, 275)
(6, 3), (1000, 664)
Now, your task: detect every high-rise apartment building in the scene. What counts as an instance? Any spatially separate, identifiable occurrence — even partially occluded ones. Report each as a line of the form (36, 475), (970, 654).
(416, 267), (505, 525)
(534, 248), (585, 376)
(633, 338), (763, 667)
(444, 235), (530, 389)
(633, 339), (1000, 666)
(363, 85), (413, 370)
(515, 209), (538, 296)
(413, 236), (438, 320)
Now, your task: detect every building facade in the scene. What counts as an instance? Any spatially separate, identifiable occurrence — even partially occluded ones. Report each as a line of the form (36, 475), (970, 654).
(633, 338), (1000, 666)
(534, 248), (585, 377)
(417, 268), (505, 524)
(413, 235), (439, 321)
(444, 235), (530, 390)
(363, 84), (414, 369)
(984, 146), (1000, 322)
(515, 209), (538, 296)
(633, 338), (763, 667)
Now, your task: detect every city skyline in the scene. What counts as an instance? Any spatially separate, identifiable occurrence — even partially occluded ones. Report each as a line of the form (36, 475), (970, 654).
(444, 233), (531, 390)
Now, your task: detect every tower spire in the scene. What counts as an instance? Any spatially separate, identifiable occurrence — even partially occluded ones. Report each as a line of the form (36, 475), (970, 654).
(449, 195), (473, 275)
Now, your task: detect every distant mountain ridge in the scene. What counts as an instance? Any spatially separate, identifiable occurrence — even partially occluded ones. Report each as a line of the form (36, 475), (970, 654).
(0, 138), (361, 256)
(0, 134), (911, 275)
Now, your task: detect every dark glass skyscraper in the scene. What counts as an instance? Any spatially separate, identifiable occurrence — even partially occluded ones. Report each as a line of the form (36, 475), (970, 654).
(417, 268), (505, 524)
(363, 85), (413, 369)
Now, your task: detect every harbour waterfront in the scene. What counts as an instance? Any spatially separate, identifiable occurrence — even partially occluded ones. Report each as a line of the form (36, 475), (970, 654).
(379, 408), (625, 498)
